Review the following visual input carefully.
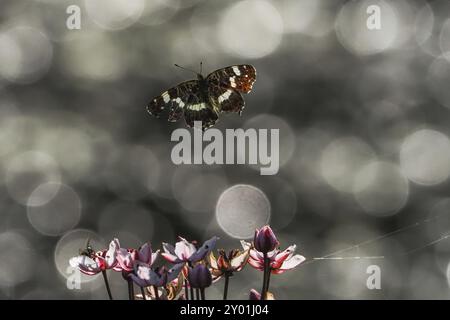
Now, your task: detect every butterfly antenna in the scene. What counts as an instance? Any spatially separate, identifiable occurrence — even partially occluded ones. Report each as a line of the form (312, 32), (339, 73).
(199, 61), (203, 75)
(174, 64), (199, 75)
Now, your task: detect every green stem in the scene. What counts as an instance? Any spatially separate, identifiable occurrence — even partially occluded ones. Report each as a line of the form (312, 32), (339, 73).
(101, 270), (113, 300)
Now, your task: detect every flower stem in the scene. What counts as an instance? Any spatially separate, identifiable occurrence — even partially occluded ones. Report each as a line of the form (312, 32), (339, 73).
(196, 288), (200, 300)
(140, 287), (146, 300)
(261, 253), (270, 300)
(184, 279), (189, 300)
(200, 288), (206, 300)
(266, 268), (272, 294)
(127, 279), (134, 300)
(153, 285), (159, 300)
(101, 270), (113, 300)
(223, 273), (230, 300)
(188, 262), (194, 300)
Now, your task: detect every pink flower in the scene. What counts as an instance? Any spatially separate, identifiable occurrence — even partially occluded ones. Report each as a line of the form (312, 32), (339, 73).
(243, 241), (306, 274)
(69, 238), (119, 275)
(136, 242), (159, 266)
(161, 236), (218, 264)
(115, 248), (138, 273)
(115, 241), (159, 273)
(253, 226), (279, 254)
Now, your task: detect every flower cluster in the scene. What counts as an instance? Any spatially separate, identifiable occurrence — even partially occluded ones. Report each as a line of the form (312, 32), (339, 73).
(69, 226), (305, 300)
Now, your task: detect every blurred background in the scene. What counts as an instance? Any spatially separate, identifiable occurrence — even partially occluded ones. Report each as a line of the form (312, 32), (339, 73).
(1, 0), (450, 299)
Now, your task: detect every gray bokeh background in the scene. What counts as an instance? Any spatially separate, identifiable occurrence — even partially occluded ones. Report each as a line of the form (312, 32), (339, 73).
(1, 0), (450, 299)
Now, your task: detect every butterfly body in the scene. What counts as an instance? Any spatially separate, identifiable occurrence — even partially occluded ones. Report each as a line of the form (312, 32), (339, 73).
(196, 74), (210, 107)
(147, 65), (256, 130)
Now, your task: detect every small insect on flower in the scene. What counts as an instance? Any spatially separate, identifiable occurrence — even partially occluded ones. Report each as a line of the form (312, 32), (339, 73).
(146, 63), (257, 130)
(69, 238), (119, 275)
(78, 238), (95, 257)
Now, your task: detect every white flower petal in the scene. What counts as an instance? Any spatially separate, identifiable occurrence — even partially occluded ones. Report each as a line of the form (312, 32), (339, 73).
(279, 254), (305, 271)
(162, 242), (176, 255)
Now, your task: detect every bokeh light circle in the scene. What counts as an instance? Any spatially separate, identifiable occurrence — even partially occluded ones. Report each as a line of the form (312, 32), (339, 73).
(189, 1), (224, 56)
(243, 114), (296, 169)
(320, 137), (376, 193)
(277, 0), (341, 37)
(54, 229), (104, 284)
(400, 129), (450, 185)
(414, 3), (434, 47)
(85, 0), (144, 30)
(61, 32), (128, 81)
(35, 127), (94, 181)
(241, 176), (297, 231)
(277, 0), (320, 34)
(216, 184), (271, 239)
(353, 161), (409, 216)
(0, 26), (53, 83)
(415, 0), (450, 57)
(27, 183), (82, 236)
(218, 0), (283, 58)
(439, 18), (450, 54)
(139, 0), (180, 26)
(0, 231), (35, 287)
(365, 100), (416, 156)
(335, 0), (398, 56)
(5, 151), (61, 206)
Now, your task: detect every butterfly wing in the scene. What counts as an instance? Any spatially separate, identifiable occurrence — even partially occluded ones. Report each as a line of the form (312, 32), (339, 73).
(147, 80), (198, 122)
(208, 85), (245, 114)
(183, 102), (219, 130)
(206, 65), (256, 114)
(147, 80), (218, 130)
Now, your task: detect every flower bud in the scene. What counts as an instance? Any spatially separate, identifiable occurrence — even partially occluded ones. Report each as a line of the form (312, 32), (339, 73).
(188, 264), (212, 289)
(254, 226), (279, 254)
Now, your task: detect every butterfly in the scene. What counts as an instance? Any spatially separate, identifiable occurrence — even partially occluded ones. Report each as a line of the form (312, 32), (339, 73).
(147, 64), (257, 130)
